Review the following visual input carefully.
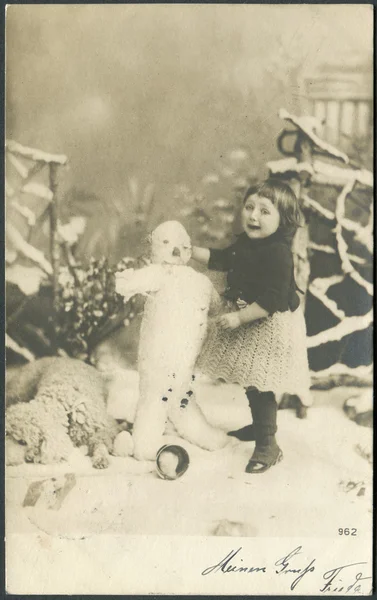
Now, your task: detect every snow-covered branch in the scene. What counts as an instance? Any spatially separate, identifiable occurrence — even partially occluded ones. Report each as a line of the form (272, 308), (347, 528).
(302, 194), (335, 221)
(302, 194), (373, 254)
(308, 275), (346, 320)
(308, 242), (336, 255)
(6, 223), (53, 275)
(307, 310), (373, 348)
(278, 108), (349, 163)
(11, 200), (37, 227)
(6, 139), (68, 165)
(58, 217), (87, 246)
(5, 334), (35, 362)
(21, 182), (53, 202)
(272, 109), (373, 369)
(312, 159), (373, 189)
(6, 264), (47, 296)
(334, 181), (373, 295)
(268, 157), (373, 190)
(267, 157), (314, 176)
(308, 242), (365, 265)
(7, 152), (29, 178)
(354, 204), (373, 253)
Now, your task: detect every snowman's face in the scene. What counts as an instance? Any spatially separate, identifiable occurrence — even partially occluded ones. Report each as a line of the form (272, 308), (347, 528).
(150, 221), (192, 265)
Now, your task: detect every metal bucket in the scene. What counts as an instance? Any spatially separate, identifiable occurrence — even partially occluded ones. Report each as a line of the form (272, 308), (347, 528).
(156, 444), (190, 480)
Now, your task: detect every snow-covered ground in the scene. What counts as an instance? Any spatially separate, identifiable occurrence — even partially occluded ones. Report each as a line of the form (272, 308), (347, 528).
(6, 374), (373, 594)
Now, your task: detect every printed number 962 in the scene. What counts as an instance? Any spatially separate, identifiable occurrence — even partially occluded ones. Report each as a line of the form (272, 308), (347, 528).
(338, 528), (357, 536)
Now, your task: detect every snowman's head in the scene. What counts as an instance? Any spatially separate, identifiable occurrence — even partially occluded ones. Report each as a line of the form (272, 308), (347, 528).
(150, 221), (192, 265)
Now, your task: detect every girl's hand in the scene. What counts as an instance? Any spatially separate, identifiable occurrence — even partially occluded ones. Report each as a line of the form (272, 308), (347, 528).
(191, 246), (210, 265)
(217, 312), (241, 331)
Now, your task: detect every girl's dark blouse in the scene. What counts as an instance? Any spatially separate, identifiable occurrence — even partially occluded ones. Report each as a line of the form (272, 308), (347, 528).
(208, 230), (300, 314)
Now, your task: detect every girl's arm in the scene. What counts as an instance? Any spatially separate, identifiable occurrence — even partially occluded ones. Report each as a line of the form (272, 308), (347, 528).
(191, 246), (210, 266)
(218, 302), (269, 330)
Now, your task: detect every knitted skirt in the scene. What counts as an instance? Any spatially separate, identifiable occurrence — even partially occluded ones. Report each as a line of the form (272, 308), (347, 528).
(197, 303), (312, 406)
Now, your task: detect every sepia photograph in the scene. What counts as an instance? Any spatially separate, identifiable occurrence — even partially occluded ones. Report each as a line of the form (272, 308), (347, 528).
(4, 3), (373, 595)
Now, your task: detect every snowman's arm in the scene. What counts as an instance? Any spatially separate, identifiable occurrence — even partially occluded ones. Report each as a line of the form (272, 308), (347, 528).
(115, 265), (163, 302)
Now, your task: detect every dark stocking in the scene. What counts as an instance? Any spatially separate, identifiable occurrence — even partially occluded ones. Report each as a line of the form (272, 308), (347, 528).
(247, 389), (277, 441)
(245, 390), (282, 473)
(228, 388), (277, 442)
(227, 423), (256, 441)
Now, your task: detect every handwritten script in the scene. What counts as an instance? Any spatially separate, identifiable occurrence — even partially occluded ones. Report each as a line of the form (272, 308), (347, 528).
(202, 546), (372, 594)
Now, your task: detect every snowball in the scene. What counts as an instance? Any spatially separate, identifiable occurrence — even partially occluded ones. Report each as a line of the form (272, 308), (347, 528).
(113, 431), (134, 457)
(157, 451), (180, 479)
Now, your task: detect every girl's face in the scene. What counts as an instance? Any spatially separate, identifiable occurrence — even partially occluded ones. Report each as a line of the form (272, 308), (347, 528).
(241, 194), (280, 239)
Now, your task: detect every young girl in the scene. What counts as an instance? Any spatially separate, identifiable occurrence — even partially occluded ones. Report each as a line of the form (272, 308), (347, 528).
(192, 179), (311, 474)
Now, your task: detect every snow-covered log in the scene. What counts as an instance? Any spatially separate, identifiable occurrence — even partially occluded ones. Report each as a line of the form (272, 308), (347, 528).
(6, 139), (68, 165)
(310, 364), (373, 389)
(6, 223), (53, 275)
(307, 310), (372, 348)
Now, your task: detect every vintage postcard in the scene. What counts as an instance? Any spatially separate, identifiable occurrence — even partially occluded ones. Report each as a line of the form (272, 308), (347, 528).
(5, 4), (373, 595)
